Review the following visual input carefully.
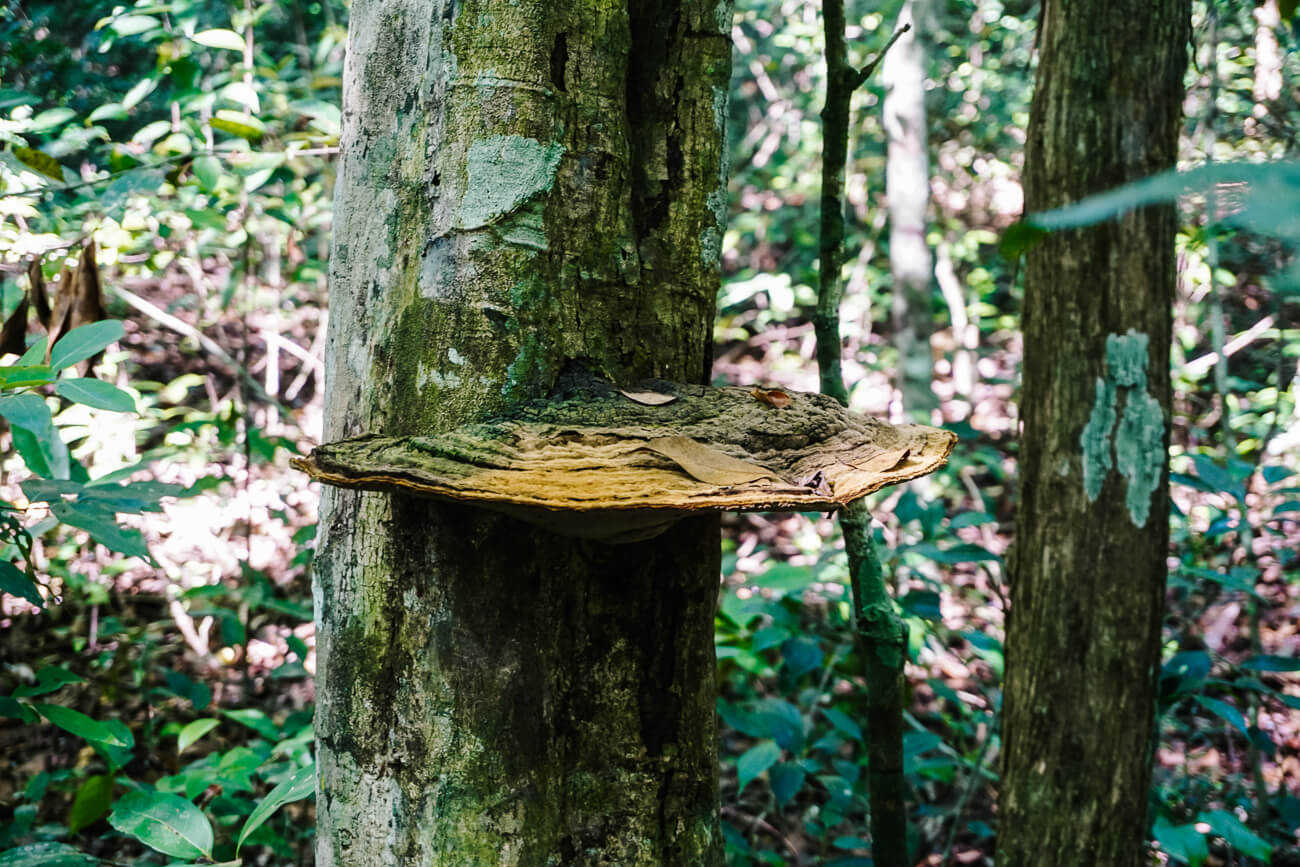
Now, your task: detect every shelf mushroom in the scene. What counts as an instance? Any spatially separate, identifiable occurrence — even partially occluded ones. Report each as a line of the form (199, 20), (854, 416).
(292, 377), (957, 542)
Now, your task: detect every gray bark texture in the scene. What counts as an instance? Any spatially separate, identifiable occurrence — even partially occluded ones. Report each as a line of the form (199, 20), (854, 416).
(997, 1), (1189, 865)
(314, 0), (732, 862)
(883, 0), (936, 421)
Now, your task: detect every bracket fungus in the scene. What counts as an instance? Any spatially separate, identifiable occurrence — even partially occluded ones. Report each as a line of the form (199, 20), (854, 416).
(292, 377), (956, 541)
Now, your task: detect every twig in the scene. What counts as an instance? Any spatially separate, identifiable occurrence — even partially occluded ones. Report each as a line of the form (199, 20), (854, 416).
(720, 806), (802, 864)
(814, 8), (913, 866)
(1183, 315), (1274, 377)
(111, 283), (294, 421)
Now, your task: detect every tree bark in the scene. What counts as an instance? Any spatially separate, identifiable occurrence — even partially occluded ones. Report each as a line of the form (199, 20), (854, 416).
(882, 0), (936, 421)
(997, 2), (1189, 866)
(314, 0), (731, 862)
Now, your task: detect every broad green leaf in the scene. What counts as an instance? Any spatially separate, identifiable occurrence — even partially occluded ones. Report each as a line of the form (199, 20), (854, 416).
(0, 392), (54, 433)
(1029, 162), (1300, 232)
(1153, 816), (1208, 867)
(178, 719), (220, 754)
(737, 740), (781, 793)
(67, 773), (114, 833)
(821, 706), (863, 741)
(50, 322), (125, 371)
(55, 379), (136, 413)
(50, 501), (151, 561)
(192, 28), (246, 51)
(1240, 655), (1300, 673)
(108, 14), (160, 36)
(0, 560), (42, 606)
(108, 791), (213, 861)
(0, 841), (99, 865)
(753, 563), (816, 594)
(192, 155), (222, 191)
(0, 366), (55, 389)
(236, 762), (315, 852)
(17, 337), (47, 367)
(1193, 696), (1249, 738)
(221, 707), (279, 741)
(210, 110), (265, 142)
(32, 704), (129, 747)
(767, 761), (805, 808)
(121, 77), (157, 112)
(10, 146), (62, 181)
(13, 665), (84, 697)
(1199, 809), (1271, 862)
(780, 636), (823, 678)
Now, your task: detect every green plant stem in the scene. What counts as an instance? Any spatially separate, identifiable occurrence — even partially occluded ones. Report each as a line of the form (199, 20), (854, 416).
(815, 8), (911, 865)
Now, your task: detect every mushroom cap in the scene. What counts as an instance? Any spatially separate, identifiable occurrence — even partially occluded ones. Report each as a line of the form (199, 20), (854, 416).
(292, 379), (956, 541)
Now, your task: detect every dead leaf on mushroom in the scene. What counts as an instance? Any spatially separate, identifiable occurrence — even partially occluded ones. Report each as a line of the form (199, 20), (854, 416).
(645, 436), (784, 486)
(750, 387), (792, 408)
(850, 448), (911, 474)
(619, 388), (678, 406)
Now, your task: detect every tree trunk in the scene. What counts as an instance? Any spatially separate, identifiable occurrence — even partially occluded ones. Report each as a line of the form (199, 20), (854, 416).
(997, 2), (1189, 866)
(314, 0), (731, 863)
(883, 0), (936, 421)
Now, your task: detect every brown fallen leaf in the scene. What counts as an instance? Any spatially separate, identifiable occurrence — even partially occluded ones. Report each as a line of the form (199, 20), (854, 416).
(850, 448), (911, 474)
(619, 388), (678, 406)
(645, 436), (783, 486)
(750, 387), (791, 408)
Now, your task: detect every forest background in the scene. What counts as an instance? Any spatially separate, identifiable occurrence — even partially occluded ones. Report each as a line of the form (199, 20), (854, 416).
(0, 0), (1297, 865)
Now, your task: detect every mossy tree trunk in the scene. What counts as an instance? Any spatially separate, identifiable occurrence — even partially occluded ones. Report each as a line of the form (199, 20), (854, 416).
(997, 2), (1189, 866)
(314, 0), (731, 862)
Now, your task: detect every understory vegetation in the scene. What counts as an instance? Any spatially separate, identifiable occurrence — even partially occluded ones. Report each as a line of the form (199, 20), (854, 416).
(0, 0), (1297, 864)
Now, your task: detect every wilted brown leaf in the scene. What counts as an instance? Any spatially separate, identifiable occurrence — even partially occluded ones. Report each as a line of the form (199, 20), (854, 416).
(750, 387), (792, 408)
(645, 436), (783, 486)
(619, 388), (678, 406)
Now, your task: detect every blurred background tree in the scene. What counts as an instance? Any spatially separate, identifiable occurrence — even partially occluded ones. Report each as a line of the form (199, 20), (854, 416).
(1, 0), (1298, 865)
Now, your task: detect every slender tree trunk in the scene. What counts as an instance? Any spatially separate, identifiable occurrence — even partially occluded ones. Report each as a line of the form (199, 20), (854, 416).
(314, 0), (731, 863)
(883, 0), (935, 421)
(997, 2), (1189, 866)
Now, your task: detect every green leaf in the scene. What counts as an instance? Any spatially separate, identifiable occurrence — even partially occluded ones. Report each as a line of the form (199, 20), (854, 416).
(32, 704), (130, 747)
(221, 707), (279, 741)
(210, 110), (265, 142)
(1240, 655), (1300, 673)
(1193, 696), (1249, 738)
(178, 719), (220, 754)
(0, 841), (99, 865)
(236, 762), (315, 852)
(108, 791), (213, 861)
(108, 14), (161, 37)
(67, 773), (114, 833)
(1153, 816), (1208, 867)
(0, 366), (55, 389)
(820, 707), (863, 741)
(999, 221), (1047, 260)
(0, 560), (43, 607)
(768, 761), (805, 808)
(50, 322), (125, 371)
(120, 77), (158, 112)
(192, 155), (222, 191)
(54, 379), (136, 413)
(10, 145), (64, 181)
(737, 740), (781, 793)
(192, 28), (246, 51)
(13, 665), (84, 697)
(1199, 809), (1271, 862)
(50, 501), (151, 561)
(0, 392), (54, 433)
(11, 424), (67, 479)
